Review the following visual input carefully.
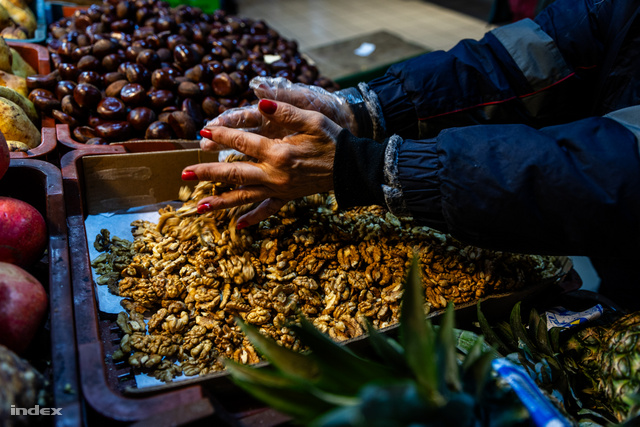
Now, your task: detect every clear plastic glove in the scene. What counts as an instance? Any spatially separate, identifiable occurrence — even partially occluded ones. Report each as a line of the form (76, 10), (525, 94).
(185, 98), (342, 228)
(199, 77), (358, 152)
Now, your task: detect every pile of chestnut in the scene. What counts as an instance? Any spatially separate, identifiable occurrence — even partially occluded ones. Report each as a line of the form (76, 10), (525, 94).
(28, 0), (338, 144)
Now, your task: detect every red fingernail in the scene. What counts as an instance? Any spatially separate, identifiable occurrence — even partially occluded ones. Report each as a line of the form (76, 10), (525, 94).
(200, 129), (212, 139)
(258, 99), (277, 115)
(236, 221), (249, 230)
(182, 170), (198, 181)
(197, 203), (211, 214)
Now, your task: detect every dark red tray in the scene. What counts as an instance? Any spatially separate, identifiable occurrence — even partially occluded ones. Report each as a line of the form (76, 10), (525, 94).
(60, 148), (290, 426)
(2, 158), (81, 427)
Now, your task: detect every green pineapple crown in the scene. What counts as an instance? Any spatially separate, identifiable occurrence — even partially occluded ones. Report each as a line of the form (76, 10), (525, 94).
(225, 257), (530, 426)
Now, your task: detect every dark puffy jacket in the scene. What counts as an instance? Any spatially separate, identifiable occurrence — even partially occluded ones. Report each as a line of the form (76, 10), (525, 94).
(334, 0), (640, 259)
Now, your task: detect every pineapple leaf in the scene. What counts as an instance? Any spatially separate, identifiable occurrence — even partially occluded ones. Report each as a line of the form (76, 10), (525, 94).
(364, 320), (411, 375)
(436, 302), (462, 394)
(548, 327), (561, 354)
(234, 317), (319, 381)
(461, 335), (486, 372)
(290, 316), (396, 394)
(399, 255), (438, 398)
(477, 301), (511, 356)
(509, 302), (537, 353)
(461, 345), (495, 398)
(534, 313), (554, 357)
(225, 359), (335, 423)
(529, 307), (555, 358)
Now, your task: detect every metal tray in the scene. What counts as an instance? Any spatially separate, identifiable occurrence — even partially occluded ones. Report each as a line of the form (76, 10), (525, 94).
(60, 147), (572, 425)
(2, 159), (81, 427)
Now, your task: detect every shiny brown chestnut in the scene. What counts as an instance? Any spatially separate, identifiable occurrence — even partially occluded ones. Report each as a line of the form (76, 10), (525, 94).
(73, 126), (98, 143)
(77, 55), (100, 72)
(177, 81), (200, 99)
(26, 70), (60, 91)
(148, 88), (175, 110)
(32, 95), (61, 114)
(51, 109), (79, 129)
(201, 96), (220, 118)
(92, 38), (118, 58)
(145, 120), (173, 139)
(73, 83), (102, 108)
(97, 97), (127, 120)
(120, 83), (147, 105)
(150, 68), (176, 89)
(101, 53), (123, 72)
(127, 106), (156, 131)
(77, 71), (102, 87)
(211, 72), (237, 97)
(125, 63), (150, 86)
(55, 80), (77, 100)
(173, 44), (201, 69)
(136, 49), (161, 70)
(168, 111), (197, 139)
(106, 80), (129, 98)
(28, 88), (55, 102)
(62, 94), (86, 118)
(96, 121), (133, 141)
(103, 72), (125, 86)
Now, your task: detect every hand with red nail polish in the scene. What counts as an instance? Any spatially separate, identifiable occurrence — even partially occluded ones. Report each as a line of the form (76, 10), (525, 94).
(184, 99), (342, 228)
(207, 77), (359, 140)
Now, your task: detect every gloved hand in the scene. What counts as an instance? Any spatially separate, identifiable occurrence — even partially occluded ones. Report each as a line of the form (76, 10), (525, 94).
(185, 98), (342, 227)
(199, 77), (369, 151)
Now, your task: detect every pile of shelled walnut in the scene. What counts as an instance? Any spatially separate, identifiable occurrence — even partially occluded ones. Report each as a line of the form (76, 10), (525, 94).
(92, 178), (562, 382)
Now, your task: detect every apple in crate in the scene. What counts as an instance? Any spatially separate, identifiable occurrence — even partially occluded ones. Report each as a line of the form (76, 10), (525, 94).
(0, 197), (47, 267)
(0, 262), (48, 354)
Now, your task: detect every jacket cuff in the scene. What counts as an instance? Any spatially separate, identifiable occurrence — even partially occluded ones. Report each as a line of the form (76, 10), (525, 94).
(333, 128), (387, 209)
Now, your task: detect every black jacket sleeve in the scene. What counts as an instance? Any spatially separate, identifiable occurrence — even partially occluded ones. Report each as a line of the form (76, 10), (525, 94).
(333, 117), (640, 258)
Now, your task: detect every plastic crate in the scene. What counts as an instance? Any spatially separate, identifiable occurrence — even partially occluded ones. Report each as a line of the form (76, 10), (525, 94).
(2, 159), (82, 427)
(7, 41), (57, 160)
(2, 0), (46, 44)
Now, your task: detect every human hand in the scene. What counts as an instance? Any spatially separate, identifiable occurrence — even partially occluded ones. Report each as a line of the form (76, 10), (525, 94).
(185, 98), (342, 228)
(199, 77), (356, 151)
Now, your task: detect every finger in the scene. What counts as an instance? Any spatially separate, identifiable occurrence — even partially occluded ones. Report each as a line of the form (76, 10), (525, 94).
(251, 76), (314, 106)
(207, 105), (264, 129)
(207, 126), (271, 159)
(258, 99), (339, 135)
(199, 137), (227, 151)
(236, 198), (287, 228)
(184, 161), (268, 186)
(197, 185), (273, 212)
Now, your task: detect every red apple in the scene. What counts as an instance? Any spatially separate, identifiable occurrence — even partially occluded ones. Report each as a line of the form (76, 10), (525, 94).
(0, 262), (48, 354)
(0, 197), (47, 267)
(0, 131), (8, 180)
